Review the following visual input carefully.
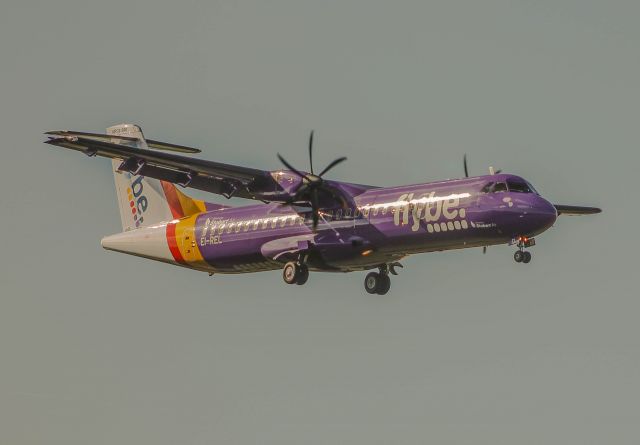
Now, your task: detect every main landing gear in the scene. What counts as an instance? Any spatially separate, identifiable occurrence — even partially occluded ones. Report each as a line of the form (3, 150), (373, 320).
(364, 263), (402, 295)
(513, 236), (535, 264)
(364, 271), (391, 295)
(283, 261), (309, 285)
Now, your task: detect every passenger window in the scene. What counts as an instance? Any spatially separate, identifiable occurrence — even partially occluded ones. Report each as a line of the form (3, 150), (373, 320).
(336, 209), (342, 220)
(270, 218), (277, 229)
(227, 223), (234, 234)
(345, 208), (352, 218)
(493, 182), (507, 193)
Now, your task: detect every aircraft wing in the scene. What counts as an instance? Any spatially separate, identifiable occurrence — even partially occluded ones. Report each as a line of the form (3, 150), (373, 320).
(554, 205), (602, 215)
(45, 133), (282, 201)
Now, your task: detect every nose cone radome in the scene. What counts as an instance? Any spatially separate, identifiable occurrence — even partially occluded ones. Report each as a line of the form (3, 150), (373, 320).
(525, 197), (557, 236)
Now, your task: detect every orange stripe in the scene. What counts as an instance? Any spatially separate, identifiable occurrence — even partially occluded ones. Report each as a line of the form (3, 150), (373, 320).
(161, 181), (185, 219)
(166, 222), (185, 264)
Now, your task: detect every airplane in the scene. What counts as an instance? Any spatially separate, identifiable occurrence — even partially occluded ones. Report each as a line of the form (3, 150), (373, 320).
(45, 123), (601, 294)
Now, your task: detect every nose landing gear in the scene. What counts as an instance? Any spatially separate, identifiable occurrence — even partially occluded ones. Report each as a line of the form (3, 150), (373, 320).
(514, 250), (531, 263)
(513, 236), (534, 264)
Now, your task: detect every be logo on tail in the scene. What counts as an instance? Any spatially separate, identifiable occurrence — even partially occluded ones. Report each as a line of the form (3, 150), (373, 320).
(127, 174), (149, 227)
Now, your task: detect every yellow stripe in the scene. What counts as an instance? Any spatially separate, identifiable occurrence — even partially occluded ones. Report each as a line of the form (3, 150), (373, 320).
(174, 215), (208, 268)
(175, 187), (207, 216)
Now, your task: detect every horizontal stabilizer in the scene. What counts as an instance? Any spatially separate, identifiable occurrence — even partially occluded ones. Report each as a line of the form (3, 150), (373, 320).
(45, 130), (201, 154)
(554, 205), (602, 215)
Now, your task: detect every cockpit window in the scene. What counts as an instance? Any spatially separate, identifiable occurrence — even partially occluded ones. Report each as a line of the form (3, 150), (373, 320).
(481, 182), (494, 193)
(506, 180), (532, 193)
(526, 181), (539, 194)
(493, 182), (508, 193)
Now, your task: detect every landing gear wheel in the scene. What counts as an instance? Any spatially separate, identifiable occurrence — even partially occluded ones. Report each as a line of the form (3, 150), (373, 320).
(376, 274), (391, 295)
(522, 251), (532, 264)
(514, 250), (524, 263)
(364, 272), (381, 294)
(283, 261), (305, 285)
(295, 265), (309, 285)
(364, 272), (391, 295)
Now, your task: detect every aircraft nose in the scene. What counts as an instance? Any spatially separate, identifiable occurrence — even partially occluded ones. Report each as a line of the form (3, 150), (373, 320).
(528, 196), (557, 235)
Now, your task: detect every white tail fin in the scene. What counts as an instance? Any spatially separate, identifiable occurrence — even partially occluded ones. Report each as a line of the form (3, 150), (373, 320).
(108, 124), (175, 231)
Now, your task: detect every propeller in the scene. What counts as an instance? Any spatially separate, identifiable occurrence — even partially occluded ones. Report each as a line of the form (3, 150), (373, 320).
(463, 154), (501, 177)
(463, 154), (469, 178)
(277, 131), (347, 231)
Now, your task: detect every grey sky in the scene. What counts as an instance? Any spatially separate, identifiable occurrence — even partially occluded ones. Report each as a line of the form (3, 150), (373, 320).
(0, 1), (637, 444)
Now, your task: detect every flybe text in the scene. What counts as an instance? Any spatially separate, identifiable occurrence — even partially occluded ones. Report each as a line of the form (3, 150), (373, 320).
(391, 192), (470, 232)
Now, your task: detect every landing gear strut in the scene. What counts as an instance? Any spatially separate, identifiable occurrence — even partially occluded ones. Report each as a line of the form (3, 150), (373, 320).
(283, 261), (309, 285)
(364, 264), (397, 295)
(513, 236), (534, 264)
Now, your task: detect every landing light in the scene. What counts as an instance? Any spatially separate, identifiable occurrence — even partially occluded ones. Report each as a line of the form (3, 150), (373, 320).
(361, 249), (374, 256)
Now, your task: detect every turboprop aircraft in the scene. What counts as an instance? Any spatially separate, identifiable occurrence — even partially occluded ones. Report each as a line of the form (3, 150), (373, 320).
(45, 124), (601, 294)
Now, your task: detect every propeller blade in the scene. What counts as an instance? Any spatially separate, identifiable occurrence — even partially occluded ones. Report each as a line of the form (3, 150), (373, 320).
(277, 153), (309, 180)
(311, 188), (320, 231)
(318, 156), (347, 177)
(308, 130), (314, 175)
(463, 154), (469, 178)
(495, 169), (502, 174)
(482, 246), (487, 254)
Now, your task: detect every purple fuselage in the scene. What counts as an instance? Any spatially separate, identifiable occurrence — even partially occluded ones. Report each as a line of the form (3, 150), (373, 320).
(192, 173), (557, 273)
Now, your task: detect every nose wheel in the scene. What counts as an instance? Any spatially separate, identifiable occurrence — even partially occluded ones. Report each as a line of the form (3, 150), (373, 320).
(283, 261), (309, 285)
(514, 250), (531, 264)
(513, 236), (534, 264)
